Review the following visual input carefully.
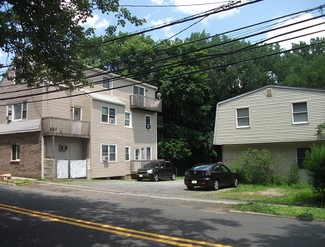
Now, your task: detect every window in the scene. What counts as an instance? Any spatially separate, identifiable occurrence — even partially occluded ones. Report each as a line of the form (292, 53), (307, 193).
(125, 112), (131, 127)
(125, 146), (131, 161)
(109, 108), (116, 124)
(297, 148), (310, 169)
(72, 107), (81, 121)
(7, 101), (27, 121)
(101, 106), (116, 124)
(292, 102), (308, 124)
(133, 85), (145, 96)
(103, 77), (112, 89)
(135, 148), (141, 160)
(236, 107), (250, 128)
(146, 147), (152, 160)
(11, 144), (20, 161)
(145, 115), (151, 130)
(101, 144), (116, 162)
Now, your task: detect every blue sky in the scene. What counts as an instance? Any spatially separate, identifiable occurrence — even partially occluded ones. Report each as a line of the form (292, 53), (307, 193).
(1, 0), (324, 69)
(84, 0), (325, 48)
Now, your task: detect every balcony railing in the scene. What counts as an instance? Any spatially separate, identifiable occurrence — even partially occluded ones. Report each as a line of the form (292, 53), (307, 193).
(42, 117), (90, 138)
(130, 95), (162, 112)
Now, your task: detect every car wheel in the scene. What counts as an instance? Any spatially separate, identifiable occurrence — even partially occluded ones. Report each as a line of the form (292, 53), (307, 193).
(152, 173), (159, 182)
(186, 185), (194, 190)
(171, 173), (176, 181)
(211, 180), (219, 190)
(233, 178), (239, 187)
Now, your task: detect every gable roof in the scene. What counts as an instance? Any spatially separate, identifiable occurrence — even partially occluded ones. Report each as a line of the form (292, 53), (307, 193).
(83, 90), (126, 106)
(217, 85), (325, 106)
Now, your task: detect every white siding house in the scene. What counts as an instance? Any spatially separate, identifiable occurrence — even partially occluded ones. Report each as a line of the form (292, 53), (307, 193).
(213, 85), (325, 179)
(0, 67), (162, 179)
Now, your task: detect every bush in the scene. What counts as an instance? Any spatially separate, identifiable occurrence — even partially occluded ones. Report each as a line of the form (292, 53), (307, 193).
(288, 164), (299, 185)
(229, 148), (280, 185)
(304, 145), (325, 206)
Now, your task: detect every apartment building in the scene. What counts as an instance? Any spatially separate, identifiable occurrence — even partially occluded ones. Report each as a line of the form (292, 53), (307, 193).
(0, 67), (162, 179)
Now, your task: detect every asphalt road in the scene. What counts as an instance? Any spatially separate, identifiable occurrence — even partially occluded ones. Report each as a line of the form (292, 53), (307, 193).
(0, 179), (325, 247)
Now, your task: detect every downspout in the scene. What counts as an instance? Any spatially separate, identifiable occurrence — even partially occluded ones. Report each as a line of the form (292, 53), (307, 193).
(41, 135), (44, 179)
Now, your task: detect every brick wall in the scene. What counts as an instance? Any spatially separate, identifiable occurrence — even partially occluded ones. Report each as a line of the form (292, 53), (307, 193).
(0, 132), (42, 179)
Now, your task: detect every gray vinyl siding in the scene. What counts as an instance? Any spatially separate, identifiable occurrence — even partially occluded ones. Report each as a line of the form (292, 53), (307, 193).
(214, 86), (325, 145)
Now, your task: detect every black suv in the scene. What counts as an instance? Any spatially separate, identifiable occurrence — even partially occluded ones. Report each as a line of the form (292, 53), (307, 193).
(136, 160), (177, 182)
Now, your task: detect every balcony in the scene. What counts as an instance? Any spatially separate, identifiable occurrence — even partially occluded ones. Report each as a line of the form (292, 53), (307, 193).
(130, 95), (162, 112)
(42, 117), (90, 138)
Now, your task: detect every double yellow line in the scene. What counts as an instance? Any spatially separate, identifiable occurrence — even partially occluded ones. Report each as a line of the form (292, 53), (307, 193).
(0, 203), (233, 247)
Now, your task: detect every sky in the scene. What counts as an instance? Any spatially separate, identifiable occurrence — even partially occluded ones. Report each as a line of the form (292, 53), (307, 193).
(1, 0), (324, 69)
(83, 0), (325, 48)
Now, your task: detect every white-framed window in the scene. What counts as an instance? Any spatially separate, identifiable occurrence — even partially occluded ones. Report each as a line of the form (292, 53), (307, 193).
(146, 147), (152, 160)
(72, 107), (82, 121)
(292, 102), (308, 124)
(101, 106), (116, 124)
(133, 85), (145, 96)
(101, 144), (116, 162)
(125, 146), (131, 161)
(145, 115), (151, 130)
(11, 144), (20, 161)
(7, 101), (27, 122)
(134, 148), (141, 160)
(103, 77), (112, 89)
(125, 112), (132, 127)
(236, 107), (250, 128)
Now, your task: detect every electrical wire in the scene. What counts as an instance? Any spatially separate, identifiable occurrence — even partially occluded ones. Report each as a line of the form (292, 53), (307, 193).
(0, 36), (323, 105)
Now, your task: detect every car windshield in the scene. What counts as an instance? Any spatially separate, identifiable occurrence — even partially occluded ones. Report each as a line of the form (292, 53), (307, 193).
(192, 164), (213, 171)
(143, 162), (160, 169)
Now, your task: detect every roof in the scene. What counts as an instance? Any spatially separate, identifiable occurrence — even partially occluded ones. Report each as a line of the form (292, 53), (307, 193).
(0, 119), (41, 135)
(84, 91), (126, 106)
(217, 85), (325, 106)
(85, 66), (158, 90)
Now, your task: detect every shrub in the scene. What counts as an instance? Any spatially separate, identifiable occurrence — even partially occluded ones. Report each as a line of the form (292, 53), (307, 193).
(229, 148), (280, 185)
(288, 164), (299, 185)
(304, 145), (325, 206)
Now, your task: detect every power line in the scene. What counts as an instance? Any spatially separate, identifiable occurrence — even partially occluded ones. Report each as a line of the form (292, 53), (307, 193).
(1, 3), (323, 97)
(121, 2), (231, 8)
(1, 36), (323, 105)
(99, 0), (263, 44)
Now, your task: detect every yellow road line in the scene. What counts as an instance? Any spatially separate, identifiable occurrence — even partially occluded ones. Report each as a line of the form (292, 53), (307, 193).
(0, 203), (233, 247)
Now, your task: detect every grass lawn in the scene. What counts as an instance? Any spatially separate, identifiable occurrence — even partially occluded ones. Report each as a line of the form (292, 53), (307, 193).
(200, 184), (325, 220)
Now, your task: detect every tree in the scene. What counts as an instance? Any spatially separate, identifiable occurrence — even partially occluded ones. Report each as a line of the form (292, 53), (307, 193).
(0, 0), (145, 89)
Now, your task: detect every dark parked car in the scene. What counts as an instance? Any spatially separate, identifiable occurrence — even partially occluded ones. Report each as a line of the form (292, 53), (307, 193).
(184, 162), (238, 190)
(136, 160), (177, 182)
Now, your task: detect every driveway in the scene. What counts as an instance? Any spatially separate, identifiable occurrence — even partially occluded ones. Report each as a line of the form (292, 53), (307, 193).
(36, 178), (241, 205)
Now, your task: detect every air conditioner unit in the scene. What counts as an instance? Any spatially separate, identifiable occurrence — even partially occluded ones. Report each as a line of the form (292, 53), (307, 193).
(109, 118), (115, 124)
(102, 156), (109, 162)
(146, 124), (151, 130)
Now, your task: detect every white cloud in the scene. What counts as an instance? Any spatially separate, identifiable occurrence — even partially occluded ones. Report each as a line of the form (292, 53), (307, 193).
(84, 14), (109, 29)
(174, 0), (240, 20)
(151, 0), (166, 4)
(266, 13), (325, 49)
(151, 18), (175, 38)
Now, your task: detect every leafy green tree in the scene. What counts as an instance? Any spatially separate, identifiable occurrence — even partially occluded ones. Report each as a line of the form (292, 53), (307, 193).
(304, 145), (325, 206)
(273, 38), (325, 88)
(0, 0), (145, 88)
